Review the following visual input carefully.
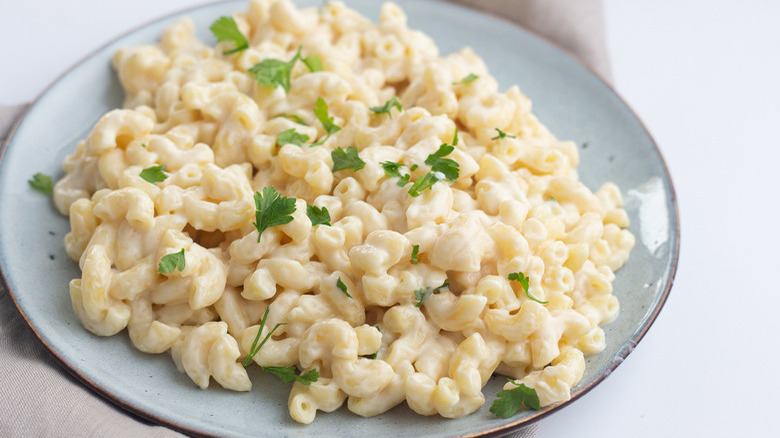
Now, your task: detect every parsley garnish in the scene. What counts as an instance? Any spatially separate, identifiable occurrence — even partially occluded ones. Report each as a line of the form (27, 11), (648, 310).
(369, 96), (402, 118)
(243, 306), (287, 366)
(407, 143), (460, 197)
(253, 186), (297, 241)
(410, 164), (418, 171)
(312, 97), (341, 146)
(271, 114), (308, 125)
(277, 128), (309, 147)
(508, 272), (548, 304)
(407, 173), (440, 197)
(548, 196), (558, 203)
(453, 73), (479, 85)
(262, 366), (319, 385)
(336, 277), (352, 298)
(425, 144), (460, 181)
(306, 203), (331, 226)
(411, 244), (420, 264)
(381, 161), (411, 187)
(302, 54), (323, 72)
(249, 46), (302, 92)
(414, 282), (448, 307)
(210, 16), (249, 55)
(29, 172), (53, 195)
(331, 146), (365, 172)
(158, 249), (185, 274)
(489, 379), (541, 418)
(491, 128), (516, 140)
(139, 164), (168, 184)
(141, 143), (147, 148)
(362, 352), (378, 360)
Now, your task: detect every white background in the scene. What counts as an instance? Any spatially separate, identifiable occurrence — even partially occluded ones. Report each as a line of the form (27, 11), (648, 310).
(1, 1), (778, 437)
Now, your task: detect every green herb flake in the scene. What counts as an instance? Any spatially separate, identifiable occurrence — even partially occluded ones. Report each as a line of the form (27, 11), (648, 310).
(306, 203), (331, 226)
(139, 164), (168, 184)
(361, 352), (378, 360)
(452, 127), (459, 146)
(414, 287), (433, 308)
(331, 146), (365, 172)
(158, 249), (185, 274)
(549, 196), (558, 203)
(336, 277), (352, 298)
(271, 114), (308, 125)
(312, 97), (341, 146)
(29, 172), (53, 195)
(410, 164), (418, 171)
(414, 282), (447, 307)
(491, 128), (517, 141)
(508, 272), (548, 304)
(453, 73), (479, 85)
(302, 54), (323, 72)
(141, 143), (147, 148)
(243, 306), (287, 366)
(425, 144), (460, 181)
(210, 16), (249, 55)
(277, 128), (309, 147)
(411, 244), (420, 264)
(262, 366), (319, 385)
(253, 186), (297, 241)
(407, 172), (440, 197)
(249, 46), (302, 92)
(381, 161), (403, 178)
(489, 380), (541, 418)
(369, 96), (403, 118)
(381, 161), (411, 187)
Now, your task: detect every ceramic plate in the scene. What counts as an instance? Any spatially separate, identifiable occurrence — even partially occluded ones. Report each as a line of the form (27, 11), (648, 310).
(0, 1), (678, 436)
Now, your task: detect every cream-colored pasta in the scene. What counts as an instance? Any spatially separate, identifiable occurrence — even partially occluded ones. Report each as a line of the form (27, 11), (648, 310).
(53, 0), (634, 424)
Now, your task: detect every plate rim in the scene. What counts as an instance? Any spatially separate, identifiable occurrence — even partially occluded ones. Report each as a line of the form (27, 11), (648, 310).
(0, 0), (680, 436)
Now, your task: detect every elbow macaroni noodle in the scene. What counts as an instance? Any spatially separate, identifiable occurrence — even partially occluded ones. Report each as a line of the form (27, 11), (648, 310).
(53, 0), (635, 424)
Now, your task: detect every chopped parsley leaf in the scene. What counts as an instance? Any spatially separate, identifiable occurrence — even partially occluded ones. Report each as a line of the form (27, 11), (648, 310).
(491, 128), (516, 140)
(424, 144), (460, 181)
(158, 249), (185, 274)
(312, 97), (341, 146)
(411, 244), (420, 264)
(243, 306), (287, 366)
(253, 186), (296, 241)
(277, 128), (309, 147)
(271, 114), (308, 125)
(369, 96), (403, 118)
(508, 272), (548, 304)
(331, 146), (365, 172)
(381, 161), (411, 186)
(453, 73), (479, 85)
(248, 46), (302, 92)
(29, 172), (53, 195)
(139, 164), (168, 184)
(407, 172), (440, 197)
(336, 277), (352, 298)
(210, 16), (249, 55)
(414, 282), (448, 307)
(262, 366), (319, 385)
(489, 379), (541, 418)
(306, 203), (331, 226)
(302, 54), (323, 72)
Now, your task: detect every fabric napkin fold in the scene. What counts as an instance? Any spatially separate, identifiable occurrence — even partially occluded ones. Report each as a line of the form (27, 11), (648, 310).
(0, 1), (609, 437)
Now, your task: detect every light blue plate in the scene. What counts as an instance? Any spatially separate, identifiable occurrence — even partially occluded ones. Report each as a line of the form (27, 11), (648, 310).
(0, 1), (679, 436)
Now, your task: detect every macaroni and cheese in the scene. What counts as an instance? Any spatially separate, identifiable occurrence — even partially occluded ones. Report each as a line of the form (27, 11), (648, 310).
(53, 0), (634, 424)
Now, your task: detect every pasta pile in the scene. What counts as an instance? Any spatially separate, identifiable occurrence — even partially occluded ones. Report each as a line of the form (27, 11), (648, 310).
(53, 0), (634, 424)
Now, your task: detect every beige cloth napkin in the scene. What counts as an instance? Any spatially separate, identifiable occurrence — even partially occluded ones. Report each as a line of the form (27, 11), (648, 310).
(0, 1), (609, 436)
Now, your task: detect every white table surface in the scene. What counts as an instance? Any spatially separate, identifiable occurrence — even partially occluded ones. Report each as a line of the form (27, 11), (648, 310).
(2, 1), (778, 437)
